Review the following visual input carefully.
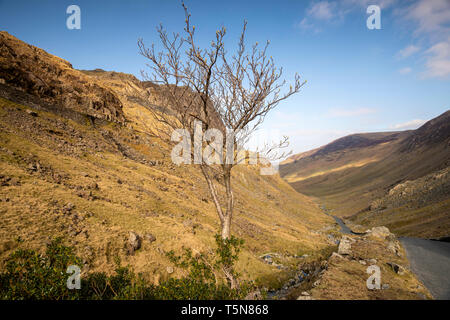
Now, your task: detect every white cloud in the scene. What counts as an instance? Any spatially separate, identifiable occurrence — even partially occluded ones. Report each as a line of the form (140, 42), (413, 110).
(397, 0), (450, 79)
(297, 0), (396, 32)
(396, 45), (420, 59)
(343, 0), (396, 10)
(297, 1), (344, 32)
(327, 107), (377, 117)
(403, 0), (450, 36)
(390, 119), (426, 130)
(307, 1), (336, 20)
(423, 38), (450, 78)
(297, 18), (322, 33)
(398, 67), (412, 74)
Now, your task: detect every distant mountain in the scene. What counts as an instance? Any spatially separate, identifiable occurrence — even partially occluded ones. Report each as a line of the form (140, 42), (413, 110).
(280, 111), (450, 238)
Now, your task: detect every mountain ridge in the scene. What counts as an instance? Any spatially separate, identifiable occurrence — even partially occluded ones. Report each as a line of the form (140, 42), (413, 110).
(280, 110), (450, 238)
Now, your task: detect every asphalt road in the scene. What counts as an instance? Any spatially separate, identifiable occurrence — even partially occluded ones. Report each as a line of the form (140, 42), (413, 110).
(328, 210), (450, 300)
(399, 237), (450, 300)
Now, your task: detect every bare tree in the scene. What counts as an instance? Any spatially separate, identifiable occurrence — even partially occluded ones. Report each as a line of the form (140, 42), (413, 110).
(138, 3), (305, 288)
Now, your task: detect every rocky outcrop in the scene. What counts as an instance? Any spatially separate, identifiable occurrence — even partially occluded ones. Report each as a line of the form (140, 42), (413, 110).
(0, 31), (125, 123)
(370, 167), (450, 212)
(338, 235), (354, 255)
(387, 262), (406, 275)
(126, 231), (142, 255)
(365, 226), (394, 240)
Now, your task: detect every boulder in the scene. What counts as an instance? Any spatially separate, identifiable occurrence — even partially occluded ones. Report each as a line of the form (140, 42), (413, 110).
(338, 236), (353, 255)
(127, 231), (141, 255)
(387, 240), (402, 257)
(331, 252), (344, 260)
(365, 226), (394, 240)
(261, 254), (273, 264)
(387, 262), (406, 275)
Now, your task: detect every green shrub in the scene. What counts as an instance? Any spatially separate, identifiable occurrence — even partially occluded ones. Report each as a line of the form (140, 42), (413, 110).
(0, 238), (81, 300)
(159, 234), (251, 299)
(0, 235), (253, 300)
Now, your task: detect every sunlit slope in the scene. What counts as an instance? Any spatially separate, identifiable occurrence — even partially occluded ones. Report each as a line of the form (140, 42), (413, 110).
(280, 112), (450, 237)
(0, 31), (334, 285)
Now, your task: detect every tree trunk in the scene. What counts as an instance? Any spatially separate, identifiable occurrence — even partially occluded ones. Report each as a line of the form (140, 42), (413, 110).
(222, 165), (239, 289)
(222, 164), (234, 240)
(221, 213), (231, 239)
(200, 164), (238, 289)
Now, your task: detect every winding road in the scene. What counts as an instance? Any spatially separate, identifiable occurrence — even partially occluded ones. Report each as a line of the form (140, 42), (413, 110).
(331, 214), (450, 300)
(399, 237), (450, 300)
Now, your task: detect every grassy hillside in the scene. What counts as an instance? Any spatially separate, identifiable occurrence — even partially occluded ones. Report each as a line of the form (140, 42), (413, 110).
(0, 31), (434, 299)
(349, 167), (450, 238)
(280, 113), (450, 238)
(0, 83), (334, 288)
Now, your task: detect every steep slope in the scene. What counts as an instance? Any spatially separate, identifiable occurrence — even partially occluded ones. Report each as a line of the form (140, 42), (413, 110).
(350, 167), (450, 238)
(0, 32), (125, 123)
(280, 111), (450, 238)
(0, 31), (334, 286)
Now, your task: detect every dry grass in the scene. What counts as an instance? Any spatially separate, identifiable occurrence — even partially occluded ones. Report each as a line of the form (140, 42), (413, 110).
(311, 237), (432, 300)
(284, 158), (379, 183)
(0, 96), (334, 286)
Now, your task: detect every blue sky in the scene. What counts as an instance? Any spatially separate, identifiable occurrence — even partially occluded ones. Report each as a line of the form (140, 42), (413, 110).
(0, 0), (449, 153)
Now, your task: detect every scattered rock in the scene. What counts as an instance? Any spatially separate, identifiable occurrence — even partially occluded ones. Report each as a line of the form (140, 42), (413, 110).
(382, 284), (390, 290)
(387, 262), (406, 275)
(62, 202), (75, 214)
(126, 231), (141, 255)
(359, 260), (367, 265)
(245, 289), (262, 300)
(368, 258), (377, 265)
(338, 235), (353, 255)
(88, 182), (99, 190)
(387, 240), (402, 257)
(261, 254), (273, 264)
(26, 109), (38, 117)
(331, 252), (344, 260)
(166, 266), (174, 274)
(365, 226), (394, 240)
(144, 233), (156, 243)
